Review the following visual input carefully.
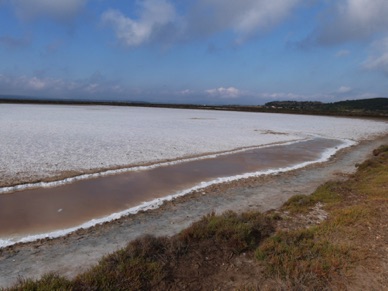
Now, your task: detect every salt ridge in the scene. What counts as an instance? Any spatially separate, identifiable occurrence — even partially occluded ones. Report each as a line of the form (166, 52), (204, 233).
(0, 138), (355, 249)
(0, 138), (306, 195)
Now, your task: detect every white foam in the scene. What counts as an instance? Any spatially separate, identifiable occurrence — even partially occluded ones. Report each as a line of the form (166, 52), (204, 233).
(0, 138), (355, 249)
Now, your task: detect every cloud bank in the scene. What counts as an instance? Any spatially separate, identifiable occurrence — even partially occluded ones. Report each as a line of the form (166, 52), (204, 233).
(315, 0), (388, 44)
(188, 0), (301, 42)
(100, 0), (388, 55)
(0, 73), (125, 99)
(205, 87), (242, 98)
(363, 37), (388, 74)
(102, 0), (176, 47)
(10, 0), (88, 21)
(101, 0), (301, 47)
(338, 86), (352, 94)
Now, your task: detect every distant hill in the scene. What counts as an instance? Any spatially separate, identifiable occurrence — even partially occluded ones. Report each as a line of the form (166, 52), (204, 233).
(264, 98), (388, 117)
(331, 98), (388, 111)
(0, 96), (151, 106)
(1, 95), (387, 118)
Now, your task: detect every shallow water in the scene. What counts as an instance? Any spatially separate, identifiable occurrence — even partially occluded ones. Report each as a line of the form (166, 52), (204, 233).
(0, 138), (342, 242)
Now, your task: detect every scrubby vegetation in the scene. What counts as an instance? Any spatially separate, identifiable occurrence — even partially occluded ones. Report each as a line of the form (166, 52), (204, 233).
(8, 145), (388, 290)
(2, 96), (388, 118)
(264, 98), (388, 117)
(256, 144), (388, 289)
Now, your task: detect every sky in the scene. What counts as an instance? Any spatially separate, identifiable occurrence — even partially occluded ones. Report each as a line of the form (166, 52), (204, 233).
(0, 0), (387, 105)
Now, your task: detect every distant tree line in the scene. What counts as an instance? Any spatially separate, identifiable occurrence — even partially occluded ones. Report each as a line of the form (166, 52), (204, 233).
(264, 98), (388, 117)
(1, 95), (387, 118)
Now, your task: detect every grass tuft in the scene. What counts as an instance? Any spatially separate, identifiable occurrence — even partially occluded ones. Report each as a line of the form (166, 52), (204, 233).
(74, 235), (167, 290)
(372, 144), (388, 156)
(255, 227), (352, 288)
(12, 273), (73, 291)
(283, 182), (343, 214)
(179, 210), (274, 254)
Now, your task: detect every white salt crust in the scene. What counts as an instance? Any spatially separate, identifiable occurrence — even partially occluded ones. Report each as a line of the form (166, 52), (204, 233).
(1, 104), (387, 188)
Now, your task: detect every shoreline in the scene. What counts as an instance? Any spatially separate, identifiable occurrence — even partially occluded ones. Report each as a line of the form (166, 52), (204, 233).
(0, 137), (306, 191)
(0, 137), (350, 247)
(1, 134), (387, 288)
(1, 98), (387, 119)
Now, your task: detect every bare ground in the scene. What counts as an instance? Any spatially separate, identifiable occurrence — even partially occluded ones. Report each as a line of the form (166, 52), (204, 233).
(1, 135), (388, 289)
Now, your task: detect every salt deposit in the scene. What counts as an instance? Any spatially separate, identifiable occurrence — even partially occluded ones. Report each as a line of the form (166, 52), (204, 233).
(0, 104), (387, 188)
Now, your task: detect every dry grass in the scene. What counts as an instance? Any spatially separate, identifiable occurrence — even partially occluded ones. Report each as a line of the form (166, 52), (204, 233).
(255, 144), (388, 289)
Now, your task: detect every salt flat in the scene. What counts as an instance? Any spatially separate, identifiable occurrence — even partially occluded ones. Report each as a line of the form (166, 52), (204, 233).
(0, 104), (387, 187)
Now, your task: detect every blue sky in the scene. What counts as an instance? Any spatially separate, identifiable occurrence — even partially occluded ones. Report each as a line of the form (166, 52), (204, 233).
(0, 0), (387, 105)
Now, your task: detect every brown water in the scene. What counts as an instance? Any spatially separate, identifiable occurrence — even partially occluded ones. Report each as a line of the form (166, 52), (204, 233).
(0, 138), (342, 238)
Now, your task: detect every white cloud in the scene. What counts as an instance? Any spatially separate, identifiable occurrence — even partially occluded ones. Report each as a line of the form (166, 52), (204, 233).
(338, 86), (352, 93)
(259, 92), (308, 100)
(0, 73), (126, 98)
(189, 0), (301, 42)
(232, 0), (301, 37)
(363, 37), (388, 74)
(28, 77), (46, 90)
(205, 87), (241, 98)
(84, 83), (99, 93)
(102, 0), (176, 47)
(177, 89), (194, 95)
(316, 0), (388, 44)
(11, 0), (88, 21)
(335, 50), (350, 57)
(101, 0), (301, 47)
